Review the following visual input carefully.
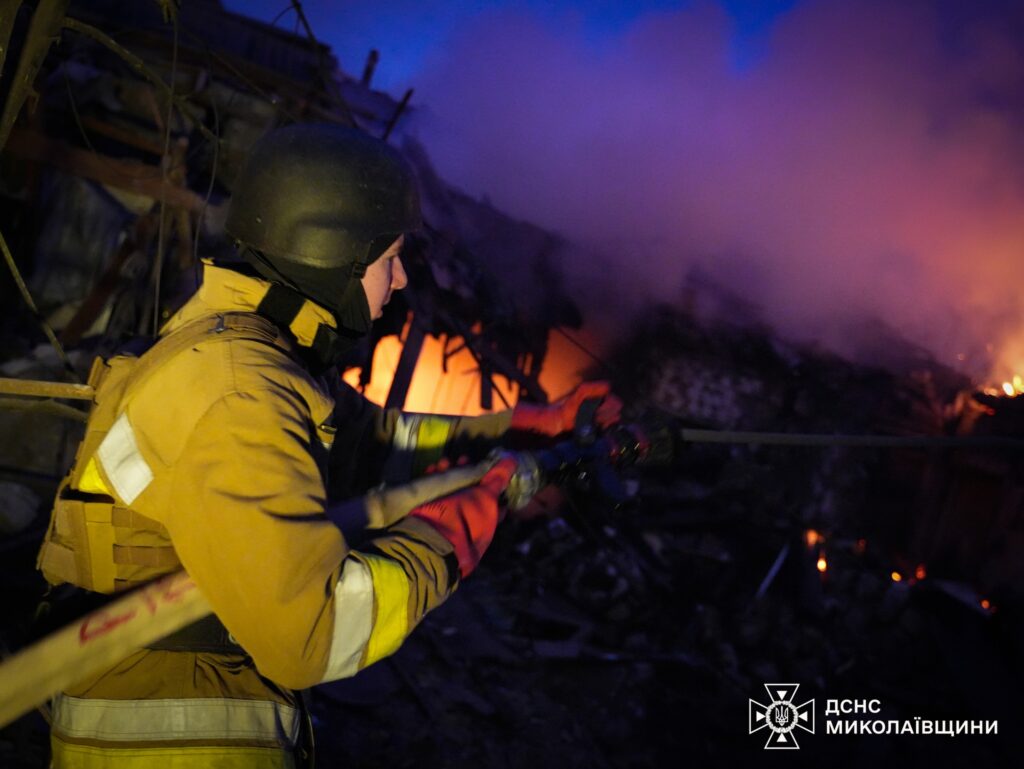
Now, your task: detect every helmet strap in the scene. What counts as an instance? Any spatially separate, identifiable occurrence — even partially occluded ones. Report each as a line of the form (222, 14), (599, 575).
(256, 283), (305, 328)
(255, 284), (352, 374)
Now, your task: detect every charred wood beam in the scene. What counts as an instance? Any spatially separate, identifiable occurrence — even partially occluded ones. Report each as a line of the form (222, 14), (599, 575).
(382, 88), (413, 141)
(361, 49), (379, 87)
(0, 0), (69, 151)
(79, 115), (167, 156)
(435, 306), (547, 403)
(0, 2), (24, 89)
(385, 316), (426, 411)
(4, 127), (205, 212)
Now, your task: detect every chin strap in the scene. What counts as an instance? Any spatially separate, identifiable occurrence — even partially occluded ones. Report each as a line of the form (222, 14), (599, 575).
(256, 284), (363, 374)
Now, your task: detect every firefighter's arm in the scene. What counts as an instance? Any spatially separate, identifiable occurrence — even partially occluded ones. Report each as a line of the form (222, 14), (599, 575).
(163, 387), (512, 689)
(328, 379), (621, 495)
(322, 457), (516, 680)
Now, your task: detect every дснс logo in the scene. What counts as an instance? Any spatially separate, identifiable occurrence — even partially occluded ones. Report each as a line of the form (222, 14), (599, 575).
(749, 683), (815, 749)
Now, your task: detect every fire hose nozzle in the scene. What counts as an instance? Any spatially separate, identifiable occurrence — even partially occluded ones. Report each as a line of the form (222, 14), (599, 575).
(492, 450), (544, 510)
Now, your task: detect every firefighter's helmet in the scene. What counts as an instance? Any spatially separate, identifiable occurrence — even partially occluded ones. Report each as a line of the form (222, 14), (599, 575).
(224, 123), (421, 318)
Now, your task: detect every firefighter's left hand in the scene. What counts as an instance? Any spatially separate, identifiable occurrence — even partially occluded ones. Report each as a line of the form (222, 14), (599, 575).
(511, 380), (623, 437)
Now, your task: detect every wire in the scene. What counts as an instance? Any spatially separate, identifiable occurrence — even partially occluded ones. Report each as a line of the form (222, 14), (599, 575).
(62, 19), (218, 146)
(62, 63), (98, 155)
(191, 93), (219, 290)
(289, 0), (355, 125)
(151, 13), (180, 336)
(0, 230), (80, 381)
(554, 326), (623, 380)
(270, 4), (296, 26)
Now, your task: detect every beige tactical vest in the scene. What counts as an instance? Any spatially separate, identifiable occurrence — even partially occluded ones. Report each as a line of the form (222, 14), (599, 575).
(36, 314), (287, 594)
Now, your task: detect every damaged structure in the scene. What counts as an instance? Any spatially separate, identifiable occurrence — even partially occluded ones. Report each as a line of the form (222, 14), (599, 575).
(1, 2), (1023, 768)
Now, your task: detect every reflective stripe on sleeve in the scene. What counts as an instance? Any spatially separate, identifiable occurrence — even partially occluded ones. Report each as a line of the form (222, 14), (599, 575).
(51, 694), (301, 744)
(96, 413), (154, 505)
(322, 558), (375, 681)
(384, 414), (454, 483)
(382, 414), (417, 483)
(412, 416), (453, 476)
(361, 554), (411, 667)
(321, 554), (412, 682)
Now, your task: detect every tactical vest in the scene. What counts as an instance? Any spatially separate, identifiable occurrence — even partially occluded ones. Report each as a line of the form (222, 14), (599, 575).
(37, 313), (289, 594)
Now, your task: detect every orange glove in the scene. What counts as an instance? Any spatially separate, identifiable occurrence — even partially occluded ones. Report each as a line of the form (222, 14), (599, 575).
(511, 381), (623, 437)
(408, 457), (517, 578)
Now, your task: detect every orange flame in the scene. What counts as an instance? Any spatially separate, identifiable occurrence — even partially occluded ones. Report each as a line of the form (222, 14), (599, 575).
(805, 529), (822, 547)
(914, 564), (927, 580)
(816, 555), (827, 573)
(891, 571), (903, 582)
(343, 321), (597, 414)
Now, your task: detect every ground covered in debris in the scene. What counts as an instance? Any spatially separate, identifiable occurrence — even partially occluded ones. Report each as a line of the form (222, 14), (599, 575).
(3, 305), (1022, 768)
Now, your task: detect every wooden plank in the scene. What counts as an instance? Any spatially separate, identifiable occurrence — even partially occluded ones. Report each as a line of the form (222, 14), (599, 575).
(0, 376), (94, 400)
(3, 127), (204, 212)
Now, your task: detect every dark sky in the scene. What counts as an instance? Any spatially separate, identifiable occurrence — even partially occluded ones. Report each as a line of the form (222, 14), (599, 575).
(225, 0), (800, 91)
(225, 1), (1024, 384)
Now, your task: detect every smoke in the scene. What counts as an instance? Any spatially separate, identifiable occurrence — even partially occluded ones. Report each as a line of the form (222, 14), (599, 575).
(408, 0), (1024, 380)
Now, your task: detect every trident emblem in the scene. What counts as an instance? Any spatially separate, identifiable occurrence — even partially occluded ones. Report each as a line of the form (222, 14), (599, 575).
(749, 683), (815, 749)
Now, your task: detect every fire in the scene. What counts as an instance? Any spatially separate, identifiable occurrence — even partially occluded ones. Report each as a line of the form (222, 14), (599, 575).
(980, 598), (993, 611)
(805, 529), (822, 547)
(343, 319), (596, 414)
(891, 571), (903, 583)
(816, 555), (827, 573)
(914, 564), (926, 580)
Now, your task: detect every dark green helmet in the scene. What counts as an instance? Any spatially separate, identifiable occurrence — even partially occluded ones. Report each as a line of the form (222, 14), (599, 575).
(224, 123), (421, 319)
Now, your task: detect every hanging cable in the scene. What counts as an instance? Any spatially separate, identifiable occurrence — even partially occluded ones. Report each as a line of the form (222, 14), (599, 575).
(151, 12), (179, 336)
(191, 91), (219, 290)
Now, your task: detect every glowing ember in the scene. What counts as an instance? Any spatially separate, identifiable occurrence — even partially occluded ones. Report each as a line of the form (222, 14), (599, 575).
(914, 564), (927, 580)
(980, 599), (992, 611)
(891, 571), (903, 583)
(816, 556), (827, 573)
(995, 373), (1024, 398)
(805, 529), (822, 547)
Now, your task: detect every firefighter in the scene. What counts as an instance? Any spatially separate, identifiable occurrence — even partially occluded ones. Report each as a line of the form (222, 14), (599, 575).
(36, 123), (620, 768)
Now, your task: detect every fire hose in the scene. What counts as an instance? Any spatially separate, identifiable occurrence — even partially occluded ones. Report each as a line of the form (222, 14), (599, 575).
(0, 402), (660, 730)
(1, 386), (1022, 729)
